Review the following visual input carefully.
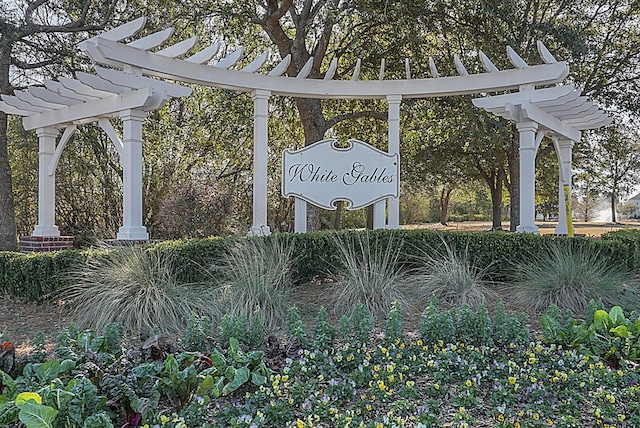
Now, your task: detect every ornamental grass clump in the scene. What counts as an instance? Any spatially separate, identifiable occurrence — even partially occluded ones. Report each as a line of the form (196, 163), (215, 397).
(410, 240), (495, 307)
(62, 246), (218, 335)
(213, 236), (295, 333)
(330, 232), (408, 319)
(511, 243), (640, 314)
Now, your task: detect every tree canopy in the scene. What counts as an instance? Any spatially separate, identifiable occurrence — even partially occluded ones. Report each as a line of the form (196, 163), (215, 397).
(2, 0), (640, 245)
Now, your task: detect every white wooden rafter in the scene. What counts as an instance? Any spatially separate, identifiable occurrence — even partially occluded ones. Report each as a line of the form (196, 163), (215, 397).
(78, 18), (575, 101)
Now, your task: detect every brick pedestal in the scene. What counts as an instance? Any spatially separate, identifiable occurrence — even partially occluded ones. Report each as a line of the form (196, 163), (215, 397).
(102, 239), (153, 248)
(20, 236), (75, 253)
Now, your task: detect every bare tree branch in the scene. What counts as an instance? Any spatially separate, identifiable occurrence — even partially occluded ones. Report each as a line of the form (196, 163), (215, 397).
(10, 57), (57, 69)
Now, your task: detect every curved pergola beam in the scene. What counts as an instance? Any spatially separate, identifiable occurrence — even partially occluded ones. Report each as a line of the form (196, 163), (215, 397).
(83, 37), (570, 100)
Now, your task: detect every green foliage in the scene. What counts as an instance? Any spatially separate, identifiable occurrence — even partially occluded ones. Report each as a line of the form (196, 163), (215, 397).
(384, 301), (403, 345)
(159, 354), (200, 408)
(541, 304), (640, 367)
(18, 401), (58, 428)
(512, 242), (640, 313)
(203, 338), (270, 398)
(61, 246), (218, 335)
(419, 297), (457, 346)
(420, 298), (528, 348)
(2, 230), (639, 304)
(0, 249), (85, 302)
(285, 306), (308, 348)
(492, 301), (514, 347)
(419, 295), (443, 345)
(602, 228), (640, 269)
(54, 323), (124, 364)
(456, 303), (493, 347)
(213, 236), (294, 333)
(409, 240), (495, 307)
(338, 315), (351, 343)
(337, 303), (375, 345)
(312, 307), (335, 350)
(540, 305), (589, 348)
(182, 314), (213, 352)
(590, 306), (640, 366)
(330, 232), (408, 319)
(584, 298), (605, 326)
(351, 303), (374, 345)
(218, 314), (264, 349)
(82, 413), (114, 428)
(54, 324), (80, 361)
(29, 331), (47, 362)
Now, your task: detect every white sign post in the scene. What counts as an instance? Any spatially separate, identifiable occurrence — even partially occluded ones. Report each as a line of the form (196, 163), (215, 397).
(282, 139), (399, 232)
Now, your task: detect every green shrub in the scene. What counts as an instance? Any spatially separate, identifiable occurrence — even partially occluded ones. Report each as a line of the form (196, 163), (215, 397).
(329, 232), (408, 319)
(285, 306), (308, 347)
(351, 303), (374, 345)
(511, 243), (640, 314)
(384, 301), (403, 345)
(182, 314), (214, 352)
(212, 236), (294, 333)
(59, 246), (219, 334)
(601, 228), (640, 269)
(420, 298), (528, 348)
(408, 240), (496, 307)
(491, 300), (530, 347)
(218, 314), (265, 349)
(419, 296), (457, 345)
(0, 249), (85, 302)
(312, 307), (334, 350)
(3, 229), (639, 304)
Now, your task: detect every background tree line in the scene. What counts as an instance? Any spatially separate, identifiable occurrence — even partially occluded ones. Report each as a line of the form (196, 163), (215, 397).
(1, 0), (640, 249)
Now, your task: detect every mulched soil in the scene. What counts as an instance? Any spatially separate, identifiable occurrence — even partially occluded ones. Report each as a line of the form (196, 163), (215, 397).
(0, 296), (72, 353)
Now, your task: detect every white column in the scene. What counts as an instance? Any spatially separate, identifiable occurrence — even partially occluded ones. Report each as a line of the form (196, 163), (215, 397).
(32, 127), (60, 237)
(555, 139), (575, 235)
(516, 121), (539, 234)
(387, 94), (401, 229)
(251, 89), (271, 236)
(117, 109), (149, 240)
(294, 198), (307, 233)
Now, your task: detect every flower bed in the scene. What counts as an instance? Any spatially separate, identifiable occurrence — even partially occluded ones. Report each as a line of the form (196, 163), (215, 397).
(2, 303), (640, 428)
(217, 340), (639, 428)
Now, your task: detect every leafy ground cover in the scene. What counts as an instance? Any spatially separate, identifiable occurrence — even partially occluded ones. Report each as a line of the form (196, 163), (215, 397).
(2, 228), (640, 427)
(1, 298), (640, 427)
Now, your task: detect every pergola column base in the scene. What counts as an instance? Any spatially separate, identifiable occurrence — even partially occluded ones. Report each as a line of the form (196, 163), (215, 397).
(554, 224), (569, 235)
(117, 226), (149, 240)
(32, 225), (61, 237)
(250, 225), (271, 237)
(516, 224), (540, 234)
(20, 236), (74, 253)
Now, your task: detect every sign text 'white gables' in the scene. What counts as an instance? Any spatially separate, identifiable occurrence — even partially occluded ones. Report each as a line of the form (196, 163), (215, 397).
(282, 139), (399, 210)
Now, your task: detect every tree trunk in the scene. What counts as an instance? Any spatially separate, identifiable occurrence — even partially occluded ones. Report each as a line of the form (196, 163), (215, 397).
(491, 181), (503, 230)
(295, 97), (327, 232)
(334, 200), (343, 230)
(439, 186), (453, 225)
(611, 193), (617, 223)
(0, 43), (17, 251)
(507, 132), (520, 231)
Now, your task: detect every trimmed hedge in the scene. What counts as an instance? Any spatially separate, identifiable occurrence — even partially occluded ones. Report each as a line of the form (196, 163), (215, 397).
(601, 228), (640, 269)
(1, 229), (639, 302)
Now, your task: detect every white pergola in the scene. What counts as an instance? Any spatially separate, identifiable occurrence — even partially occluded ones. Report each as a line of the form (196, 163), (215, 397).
(0, 42), (191, 240)
(1, 17), (610, 240)
(473, 86), (610, 233)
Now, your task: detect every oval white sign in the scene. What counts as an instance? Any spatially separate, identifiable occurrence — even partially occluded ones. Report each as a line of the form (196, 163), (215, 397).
(282, 139), (399, 210)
